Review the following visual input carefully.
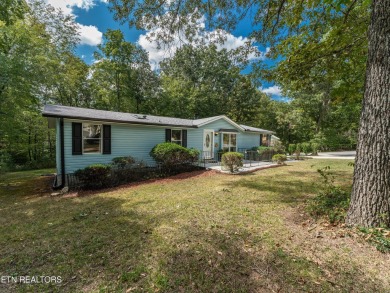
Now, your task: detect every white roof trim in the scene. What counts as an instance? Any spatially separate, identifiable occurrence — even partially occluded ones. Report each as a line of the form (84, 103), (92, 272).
(195, 115), (245, 131)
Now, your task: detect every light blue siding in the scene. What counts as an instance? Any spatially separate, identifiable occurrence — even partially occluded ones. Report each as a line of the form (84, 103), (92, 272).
(63, 119), (168, 173)
(239, 132), (260, 149)
(61, 117), (267, 174)
(188, 119), (240, 151)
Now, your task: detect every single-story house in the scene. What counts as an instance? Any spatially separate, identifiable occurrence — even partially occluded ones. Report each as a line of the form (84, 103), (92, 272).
(43, 105), (274, 184)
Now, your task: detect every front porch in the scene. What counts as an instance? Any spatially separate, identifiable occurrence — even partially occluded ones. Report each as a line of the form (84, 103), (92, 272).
(196, 149), (278, 173)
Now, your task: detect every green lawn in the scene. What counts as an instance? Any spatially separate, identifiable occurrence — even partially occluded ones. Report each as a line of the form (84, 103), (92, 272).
(0, 160), (389, 292)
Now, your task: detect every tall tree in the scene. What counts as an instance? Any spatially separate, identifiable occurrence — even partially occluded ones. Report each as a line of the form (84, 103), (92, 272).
(346, 0), (390, 227)
(0, 0), (80, 169)
(92, 29), (158, 113)
(158, 44), (260, 122)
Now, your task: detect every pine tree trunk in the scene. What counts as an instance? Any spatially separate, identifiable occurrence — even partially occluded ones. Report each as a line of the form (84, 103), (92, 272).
(346, 0), (390, 227)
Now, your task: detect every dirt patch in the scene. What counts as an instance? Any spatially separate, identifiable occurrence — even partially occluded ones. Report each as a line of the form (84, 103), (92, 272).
(281, 205), (390, 289)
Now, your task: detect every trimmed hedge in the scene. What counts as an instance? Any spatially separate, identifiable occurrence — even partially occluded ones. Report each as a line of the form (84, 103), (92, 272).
(150, 142), (200, 168)
(112, 156), (136, 168)
(74, 164), (112, 189)
(221, 152), (244, 173)
(272, 154), (287, 165)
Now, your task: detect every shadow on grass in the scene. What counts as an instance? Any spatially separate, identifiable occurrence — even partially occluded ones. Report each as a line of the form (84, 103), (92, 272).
(155, 224), (386, 293)
(225, 177), (319, 205)
(0, 193), (163, 292)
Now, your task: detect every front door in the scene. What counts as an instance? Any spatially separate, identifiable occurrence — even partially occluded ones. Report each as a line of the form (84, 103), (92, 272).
(203, 130), (214, 159)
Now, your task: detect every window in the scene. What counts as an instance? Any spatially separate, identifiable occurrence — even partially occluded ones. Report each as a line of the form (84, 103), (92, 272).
(222, 133), (237, 152)
(83, 124), (102, 153)
(262, 134), (269, 146)
(171, 129), (182, 145)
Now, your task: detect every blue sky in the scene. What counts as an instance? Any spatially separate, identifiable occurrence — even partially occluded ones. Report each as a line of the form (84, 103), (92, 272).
(45, 0), (282, 97)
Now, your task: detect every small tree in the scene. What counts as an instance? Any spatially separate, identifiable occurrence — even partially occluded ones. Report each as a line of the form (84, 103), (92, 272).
(221, 152), (243, 173)
(288, 144), (296, 156)
(295, 143), (302, 160)
(272, 154), (287, 165)
(150, 142), (199, 169)
(301, 142), (312, 155)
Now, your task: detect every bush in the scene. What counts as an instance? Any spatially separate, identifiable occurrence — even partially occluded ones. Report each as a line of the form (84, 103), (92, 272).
(221, 152), (243, 173)
(307, 166), (350, 224)
(272, 141), (285, 154)
(295, 143), (302, 159)
(301, 142), (312, 155)
(112, 156), (136, 168)
(311, 142), (320, 155)
(75, 164), (112, 189)
(255, 146), (274, 161)
(272, 154), (287, 165)
(150, 143), (200, 169)
(288, 144), (296, 155)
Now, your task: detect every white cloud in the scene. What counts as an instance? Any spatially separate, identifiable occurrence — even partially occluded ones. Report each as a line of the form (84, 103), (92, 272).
(261, 85), (282, 96)
(44, 0), (104, 46)
(78, 24), (103, 46)
(45, 0), (96, 15)
(137, 18), (269, 70)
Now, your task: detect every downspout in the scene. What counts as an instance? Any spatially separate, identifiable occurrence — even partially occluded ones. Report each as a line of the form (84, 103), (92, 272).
(53, 118), (66, 190)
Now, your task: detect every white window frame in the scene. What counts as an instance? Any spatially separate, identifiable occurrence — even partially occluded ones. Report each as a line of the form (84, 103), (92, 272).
(82, 123), (102, 154)
(222, 132), (237, 152)
(171, 129), (183, 146)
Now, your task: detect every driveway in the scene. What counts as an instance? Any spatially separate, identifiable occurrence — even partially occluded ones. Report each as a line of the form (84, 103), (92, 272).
(310, 151), (356, 159)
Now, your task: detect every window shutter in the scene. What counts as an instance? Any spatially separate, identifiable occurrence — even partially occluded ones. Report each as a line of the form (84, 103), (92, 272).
(103, 125), (111, 154)
(259, 134), (263, 146)
(72, 122), (82, 155)
(182, 130), (187, 147)
(165, 129), (172, 142)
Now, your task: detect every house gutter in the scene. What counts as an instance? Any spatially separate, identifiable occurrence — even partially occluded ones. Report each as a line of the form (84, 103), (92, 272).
(53, 118), (66, 190)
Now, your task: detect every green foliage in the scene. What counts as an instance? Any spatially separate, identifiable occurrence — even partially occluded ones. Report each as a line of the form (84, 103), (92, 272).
(75, 164), (112, 189)
(288, 144), (296, 155)
(91, 29), (159, 113)
(301, 142), (312, 155)
(221, 152), (244, 173)
(358, 228), (390, 253)
(155, 44), (261, 121)
(150, 143), (199, 168)
(311, 143), (320, 155)
(272, 140), (285, 154)
(256, 146), (272, 155)
(112, 156), (136, 168)
(272, 154), (287, 165)
(307, 166), (350, 224)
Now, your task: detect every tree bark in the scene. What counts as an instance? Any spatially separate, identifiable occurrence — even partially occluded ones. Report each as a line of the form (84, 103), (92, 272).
(346, 0), (390, 227)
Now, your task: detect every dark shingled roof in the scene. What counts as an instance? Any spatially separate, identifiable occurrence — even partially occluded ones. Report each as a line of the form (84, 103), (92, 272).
(43, 104), (274, 133)
(239, 124), (274, 134)
(43, 104), (195, 128)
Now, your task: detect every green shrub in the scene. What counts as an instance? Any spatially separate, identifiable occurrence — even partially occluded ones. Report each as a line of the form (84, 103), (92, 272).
(75, 164), (112, 189)
(112, 156), (136, 168)
(272, 141), (285, 154)
(272, 154), (287, 165)
(255, 146), (275, 161)
(221, 152), (244, 173)
(307, 166), (350, 224)
(311, 142), (320, 155)
(295, 143), (302, 159)
(301, 142), (312, 155)
(288, 144), (296, 155)
(150, 143), (200, 168)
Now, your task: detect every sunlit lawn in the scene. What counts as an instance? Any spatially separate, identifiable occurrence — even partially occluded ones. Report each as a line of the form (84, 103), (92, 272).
(0, 160), (389, 292)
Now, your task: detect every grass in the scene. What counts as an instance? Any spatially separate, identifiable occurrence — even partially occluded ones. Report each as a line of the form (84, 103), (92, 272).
(0, 160), (389, 292)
